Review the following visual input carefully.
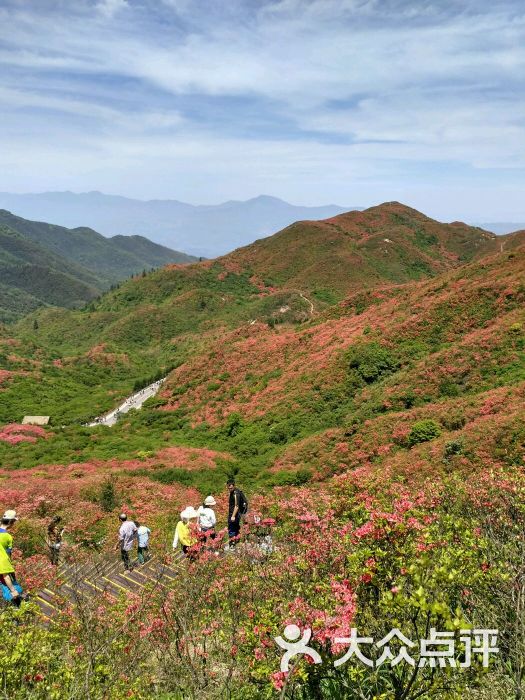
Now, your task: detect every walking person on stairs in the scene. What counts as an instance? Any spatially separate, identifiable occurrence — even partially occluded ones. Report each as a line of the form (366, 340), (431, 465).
(173, 507), (198, 557)
(197, 496), (217, 542)
(46, 515), (65, 566)
(116, 513), (137, 571)
(0, 510), (25, 607)
(227, 479), (248, 548)
(136, 521), (151, 564)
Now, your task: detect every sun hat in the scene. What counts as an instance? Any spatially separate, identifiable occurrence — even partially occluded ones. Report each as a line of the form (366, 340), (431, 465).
(2, 510), (18, 521)
(181, 506), (199, 519)
(204, 496), (216, 506)
(119, 513), (127, 521)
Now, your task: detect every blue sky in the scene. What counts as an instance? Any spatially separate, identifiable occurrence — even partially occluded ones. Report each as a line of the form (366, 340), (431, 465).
(0, 0), (524, 220)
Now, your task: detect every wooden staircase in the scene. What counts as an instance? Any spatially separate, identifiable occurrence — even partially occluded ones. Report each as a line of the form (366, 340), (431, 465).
(35, 552), (184, 621)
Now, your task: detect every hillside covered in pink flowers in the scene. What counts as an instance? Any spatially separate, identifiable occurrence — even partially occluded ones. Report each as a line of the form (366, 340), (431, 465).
(0, 204), (524, 699)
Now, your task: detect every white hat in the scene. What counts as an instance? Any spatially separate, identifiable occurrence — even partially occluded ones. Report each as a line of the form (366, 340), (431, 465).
(2, 510), (18, 521)
(204, 496), (216, 506)
(181, 506), (198, 519)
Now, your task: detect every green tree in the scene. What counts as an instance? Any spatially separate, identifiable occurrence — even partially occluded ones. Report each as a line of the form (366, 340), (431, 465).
(99, 478), (118, 513)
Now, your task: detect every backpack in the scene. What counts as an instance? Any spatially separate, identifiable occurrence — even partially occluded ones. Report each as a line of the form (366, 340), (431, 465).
(238, 490), (249, 515)
(1, 581), (23, 603)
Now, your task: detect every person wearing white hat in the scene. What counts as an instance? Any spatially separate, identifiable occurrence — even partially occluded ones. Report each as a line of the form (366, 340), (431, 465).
(173, 507), (198, 555)
(197, 496), (217, 540)
(2, 510), (18, 522)
(0, 510), (22, 605)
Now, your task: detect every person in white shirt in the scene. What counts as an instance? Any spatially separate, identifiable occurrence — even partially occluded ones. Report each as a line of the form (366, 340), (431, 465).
(136, 522), (151, 564)
(197, 496), (217, 540)
(116, 513), (137, 571)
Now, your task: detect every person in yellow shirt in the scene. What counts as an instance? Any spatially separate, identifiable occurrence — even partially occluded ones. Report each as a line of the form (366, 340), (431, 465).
(0, 509), (21, 605)
(173, 507), (198, 556)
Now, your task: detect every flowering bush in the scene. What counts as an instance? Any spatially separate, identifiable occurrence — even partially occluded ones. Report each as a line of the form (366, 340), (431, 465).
(0, 423), (49, 444)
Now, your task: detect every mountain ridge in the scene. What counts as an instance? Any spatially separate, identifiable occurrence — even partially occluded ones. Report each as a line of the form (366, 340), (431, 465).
(0, 191), (358, 256)
(218, 201), (520, 300)
(3, 200), (522, 421)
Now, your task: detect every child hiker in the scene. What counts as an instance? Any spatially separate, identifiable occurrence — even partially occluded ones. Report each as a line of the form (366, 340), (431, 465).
(136, 521), (151, 564)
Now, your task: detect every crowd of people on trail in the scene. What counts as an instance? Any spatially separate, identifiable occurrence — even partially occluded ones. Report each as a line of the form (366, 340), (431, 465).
(169, 480), (275, 561)
(124, 479), (252, 569)
(89, 379), (165, 426)
(1, 479), (274, 605)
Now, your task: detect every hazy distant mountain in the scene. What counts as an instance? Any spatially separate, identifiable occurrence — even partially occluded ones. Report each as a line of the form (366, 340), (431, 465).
(0, 192), (356, 257)
(477, 222), (525, 235)
(0, 210), (197, 323)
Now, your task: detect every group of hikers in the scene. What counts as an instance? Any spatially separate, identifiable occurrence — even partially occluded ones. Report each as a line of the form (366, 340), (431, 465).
(118, 479), (249, 570)
(0, 480), (254, 602)
(90, 380), (164, 426)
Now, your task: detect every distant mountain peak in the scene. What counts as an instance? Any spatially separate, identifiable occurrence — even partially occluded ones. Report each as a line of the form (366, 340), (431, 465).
(219, 201), (508, 302)
(0, 191), (358, 256)
(250, 194), (288, 203)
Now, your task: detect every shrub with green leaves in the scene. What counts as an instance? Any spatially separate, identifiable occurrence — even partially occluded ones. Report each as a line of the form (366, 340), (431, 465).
(346, 341), (399, 385)
(407, 419), (442, 447)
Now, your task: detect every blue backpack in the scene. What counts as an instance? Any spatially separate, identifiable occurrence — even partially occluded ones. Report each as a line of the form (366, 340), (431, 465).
(1, 581), (23, 602)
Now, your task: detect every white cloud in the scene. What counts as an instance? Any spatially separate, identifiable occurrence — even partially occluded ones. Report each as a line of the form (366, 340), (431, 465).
(0, 0), (523, 219)
(96, 0), (128, 19)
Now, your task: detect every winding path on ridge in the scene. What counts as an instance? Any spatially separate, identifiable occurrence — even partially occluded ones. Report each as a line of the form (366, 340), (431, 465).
(298, 291), (315, 315)
(86, 378), (166, 427)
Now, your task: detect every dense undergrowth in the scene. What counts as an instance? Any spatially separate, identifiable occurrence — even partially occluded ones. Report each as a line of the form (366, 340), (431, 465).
(2, 461), (525, 699)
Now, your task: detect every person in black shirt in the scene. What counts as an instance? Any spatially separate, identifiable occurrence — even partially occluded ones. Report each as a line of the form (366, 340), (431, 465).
(227, 479), (241, 546)
(46, 516), (65, 566)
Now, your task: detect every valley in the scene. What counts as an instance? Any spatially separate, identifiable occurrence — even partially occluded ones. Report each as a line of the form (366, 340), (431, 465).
(0, 209), (197, 323)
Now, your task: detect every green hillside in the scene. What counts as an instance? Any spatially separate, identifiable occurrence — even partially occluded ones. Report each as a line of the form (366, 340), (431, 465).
(0, 209), (196, 285)
(14, 202), (514, 351)
(0, 282), (46, 324)
(0, 224), (101, 322)
(0, 211), (198, 322)
(110, 234), (199, 269)
(0, 224), (100, 287)
(1, 202), (521, 424)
